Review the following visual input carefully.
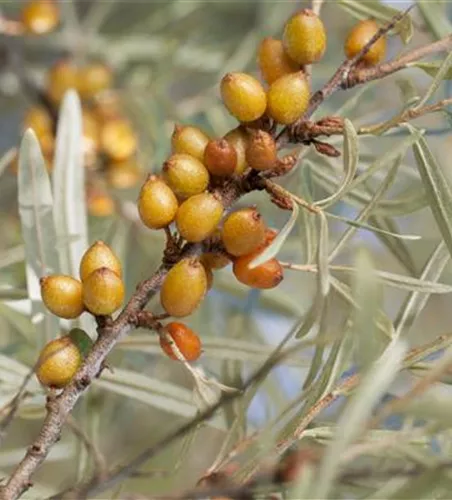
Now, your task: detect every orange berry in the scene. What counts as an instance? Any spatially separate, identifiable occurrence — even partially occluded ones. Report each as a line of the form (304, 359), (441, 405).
(100, 118), (137, 161)
(162, 153), (209, 199)
(77, 62), (113, 100)
(82, 109), (101, 163)
(82, 267), (125, 316)
(46, 60), (78, 105)
(160, 322), (202, 361)
(223, 127), (250, 175)
(233, 249), (283, 290)
(283, 9), (326, 65)
(344, 19), (386, 67)
(93, 91), (123, 122)
(36, 336), (82, 388)
(138, 175), (179, 230)
(220, 72), (267, 123)
(258, 37), (299, 85)
(221, 208), (266, 257)
(40, 275), (84, 319)
(245, 130), (278, 171)
(201, 252), (230, 270)
(203, 139), (237, 177)
(87, 189), (115, 217)
(23, 106), (53, 137)
(106, 160), (142, 189)
(21, 0), (59, 35)
(267, 72), (310, 125)
(80, 240), (122, 282)
(160, 258), (207, 317)
(264, 227), (279, 245)
(176, 193), (224, 243)
(171, 124), (210, 162)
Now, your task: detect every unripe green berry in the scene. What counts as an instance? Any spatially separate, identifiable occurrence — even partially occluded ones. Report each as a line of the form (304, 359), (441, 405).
(162, 153), (209, 199)
(245, 130), (278, 171)
(138, 175), (179, 230)
(267, 71), (310, 125)
(220, 72), (267, 123)
(176, 193), (224, 243)
(160, 258), (207, 317)
(82, 267), (125, 316)
(283, 9), (327, 65)
(80, 240), (122, 282)
(221, 208), (266, 257)
(344, 19), (386, 66)
(203, 139), (237, 177)
(171, 124), (210, 161)
(258, 37), (299, 85)
(40, 275), (84, 319)
(160, 322), (202, 361)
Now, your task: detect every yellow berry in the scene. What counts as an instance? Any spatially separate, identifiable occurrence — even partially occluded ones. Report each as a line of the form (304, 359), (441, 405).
(86, 188), (115, 217)
(138, 175), (179, 230)
(100, 118), (137, 161)
(220, 72), (267, 123)
(47, 60), (78, 105)
(21, 0), (59, 35)
(267, 71), (310, 125)
(80, 240), (122, 282)
(221, 208), (266, 257)
(203, 139), (237, 177)
(245, 130), (278, 171)
(162, 154), (209, 199)
(176, 193), (223, 243)
(283, 9), (327, 65)
(223, 127), (250, 175)
(93, 91), (123, 122)
(40, 275), (84, 319)
(171, 124), (210, 161)
(160, 258), (207, 317)
(106, 160), (142, 189)
(77, 62), (113, 100)
(23, 106), (53, 137)
(233, 250), (283, 289)
(36, 336), (82, 388)
(160, 322), (202, 361)
(82, 267), (125, 316)
(344, 19), (386, 66)
(258, 37), (299, 85)
(201, 252), (230, 270)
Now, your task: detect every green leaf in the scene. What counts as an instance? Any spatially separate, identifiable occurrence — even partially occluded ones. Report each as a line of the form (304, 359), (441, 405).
(312, 339), (407, 498)
(409, 61), (452, 81)
(418, 0), (452, 40)
(18, 130), (60, 344)
(317, 212), (330, 297)
(410, 126), (452, 259)
(315, 119), (359, 209)
(248, 202), (299, 269)
(337, 0), (413, 43)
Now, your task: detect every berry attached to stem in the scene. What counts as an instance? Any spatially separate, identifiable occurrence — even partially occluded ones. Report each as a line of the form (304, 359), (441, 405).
(138, 176), (179, 230)
(162, 153), (210, 199)
(203, 139), (237, 177)
(160, 322), (202, 361)
(40, 275), (84, 319)
(171, 124), (210, 161)
(344, 19), (386, 66)
(82, 267), (125, 316)
(80, 240), (122, 282)
(221, 208), (266, 257)
(258, 37), (299, 85)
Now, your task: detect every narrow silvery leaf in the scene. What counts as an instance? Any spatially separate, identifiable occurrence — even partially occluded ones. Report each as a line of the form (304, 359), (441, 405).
(409, 61), (452, 81)
(413, 51), (452, 109)
(52, 90), (87, 277)
(417, 0), (452, 39)
(18, 130), (60, 344)
(317, 212), (330, 297)
(312, 339), (407, 498)
(248, 202), (299, 269)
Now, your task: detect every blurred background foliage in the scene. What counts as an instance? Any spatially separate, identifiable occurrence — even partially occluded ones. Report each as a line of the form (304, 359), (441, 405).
(0, 0), (452, 498)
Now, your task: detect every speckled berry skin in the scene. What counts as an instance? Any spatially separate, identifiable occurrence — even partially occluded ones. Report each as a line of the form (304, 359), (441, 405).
(40, 275), (84, 319)
(80, 240), (122, 282)
(221, 208), (266, 257)
(171, 125), (210, 161)
(138, 176), (179, 230)
(160, 322), (202, 361)
(160, 258), (207, 317)
(82, 267), (125, 316)
(220, 73), (267, 123)
(258, 37), (299, 85)
(344, 19), (386, 66)
(162, 153), (210, 199)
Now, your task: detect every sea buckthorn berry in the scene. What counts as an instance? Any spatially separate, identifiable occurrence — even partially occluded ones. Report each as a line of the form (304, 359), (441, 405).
(80, 240), (122, 282)
(233, 250), (283, 289)
(162, 154), (209, 199)
(106, 160), (142, 189)
(77, 62), (113, 100)
(100, 118), (137, 161)
(36, 336), (82, 388)
(245, 130), (278, 171)
(220, 73), (267, 123)
(264, 227), (279, 245)
(176, 193), (224, 243)
(224, 127), (250, 175)
(160, 322), (202, 361)
(23, 107), (53, 137)
(258, 37), (299, 85)
(68, 328), (94, 358)
(344, 19), (386, 66)
(21, 0), (59, 35)
(221, 208), (266, 257)
(267, 71), (310, 125)
(171, 124), (210, 162)
(93, 91), (123, 122)
(204, 139), (237, 177)
(283, 9), (326, 65)
(47, 60), (78, 104)
(87, 190), (115, 217)
(138, 175), (179, 230)
(82, 267), (125, 316)
(201, 252), (230, 270)
(82, 109), (101, 161)
(160, 258), (207, 317)
(40, 275), (84, 319)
